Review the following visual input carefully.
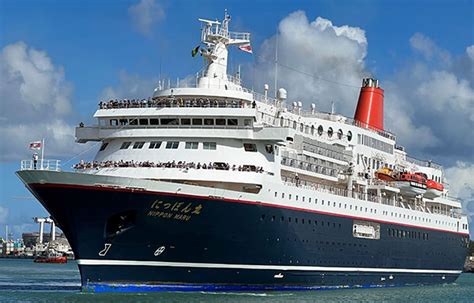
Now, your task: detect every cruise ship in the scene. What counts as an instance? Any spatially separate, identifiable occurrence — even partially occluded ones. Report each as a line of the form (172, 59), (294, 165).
(17, 12), (470, 292)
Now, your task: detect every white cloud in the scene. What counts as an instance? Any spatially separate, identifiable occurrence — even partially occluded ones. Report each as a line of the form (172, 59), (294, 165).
(128, 0), (165, 36)
(0, 207), (8, 224)
(0, 42), (79, 161)
(252, 11), (369, 116)
(100, 71), (159, 100)
(445, 162), (474, 234)
(410, 32), (450, 64)
(383, 41), (474, 161)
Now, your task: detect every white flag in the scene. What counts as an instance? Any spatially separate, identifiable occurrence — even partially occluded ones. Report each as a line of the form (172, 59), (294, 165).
(29, 141), (42, 150)
(238, 44), (253, 54)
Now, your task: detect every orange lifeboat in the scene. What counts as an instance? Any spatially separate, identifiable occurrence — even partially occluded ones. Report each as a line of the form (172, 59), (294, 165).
(375, 167), (396, 182)
(425, 179), (444, 199)
(395, 172), (427, 196)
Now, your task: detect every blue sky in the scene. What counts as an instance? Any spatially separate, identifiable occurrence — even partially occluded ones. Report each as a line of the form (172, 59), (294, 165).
(0, 0), (473, 238)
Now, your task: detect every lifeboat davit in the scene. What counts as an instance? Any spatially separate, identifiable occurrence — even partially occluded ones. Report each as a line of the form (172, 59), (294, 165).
(375, 167), (396, 182)
(395, 172), (427, 197)
(424, 179), (444, 199)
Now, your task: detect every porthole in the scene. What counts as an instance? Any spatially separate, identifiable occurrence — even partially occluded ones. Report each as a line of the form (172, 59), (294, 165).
(317, 125), (323, 136)
(347, 131), (353, 141)
(337, 129), (343, 139)
(328, 127), (333, 138)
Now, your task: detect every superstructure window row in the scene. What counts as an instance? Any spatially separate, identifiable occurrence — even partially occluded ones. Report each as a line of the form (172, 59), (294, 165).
(116, 141), (217, 151)
(358, 134), (394, 154)
(106, 117), (242, 127)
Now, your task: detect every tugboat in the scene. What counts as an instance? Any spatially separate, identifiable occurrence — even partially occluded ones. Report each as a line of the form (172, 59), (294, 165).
(34, 248), (67, 264)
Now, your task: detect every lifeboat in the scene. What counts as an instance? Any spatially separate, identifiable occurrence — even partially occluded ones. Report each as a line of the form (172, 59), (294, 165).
(395, 172), (427, 197)
(424, 179), (444, 199)
(375, 167), (396, 182)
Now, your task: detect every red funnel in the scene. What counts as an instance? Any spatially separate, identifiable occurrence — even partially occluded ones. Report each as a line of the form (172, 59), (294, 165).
(354, 78), (384, 131)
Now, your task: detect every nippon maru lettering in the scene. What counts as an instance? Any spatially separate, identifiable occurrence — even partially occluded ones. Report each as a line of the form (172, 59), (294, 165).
(16, 11), (470, 292)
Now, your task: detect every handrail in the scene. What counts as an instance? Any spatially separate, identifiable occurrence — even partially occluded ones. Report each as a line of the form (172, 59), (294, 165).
(20, 159), (61, 171)
(282, 178), (462, 219)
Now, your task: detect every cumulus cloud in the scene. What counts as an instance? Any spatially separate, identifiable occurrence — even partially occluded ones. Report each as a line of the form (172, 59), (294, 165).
(383, 39), (474, 162)
(409, 32), (450, 64)
(128, 0), (165, 36)
(251, 11), (369, 115)
(100, 70), (159, 100)
(445, 162), (474, 235)
(0, 206), (8, 224)
(0, 42), (78, 161)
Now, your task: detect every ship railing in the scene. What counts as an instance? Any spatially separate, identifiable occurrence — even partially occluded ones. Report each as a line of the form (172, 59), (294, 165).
(282, 178), (461, 219)
(280, 156), (341, 178)
(99, 96), (253, 110)
(229, 31), (250, 41)
(20, 159), (61, 171)
(98, 124), (253, 130)
(405, 155), (442, 170)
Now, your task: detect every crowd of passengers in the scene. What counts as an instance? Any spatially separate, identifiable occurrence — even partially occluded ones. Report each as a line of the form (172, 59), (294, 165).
(98, 98), (247, 109)
(73, 160), (265, 172)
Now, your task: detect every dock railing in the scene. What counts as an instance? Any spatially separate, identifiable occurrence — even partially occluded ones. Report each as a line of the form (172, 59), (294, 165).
(20, 159), (61, 171)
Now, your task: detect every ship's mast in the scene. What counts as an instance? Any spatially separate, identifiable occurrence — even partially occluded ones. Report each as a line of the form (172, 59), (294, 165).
(197, 10), (251, 89)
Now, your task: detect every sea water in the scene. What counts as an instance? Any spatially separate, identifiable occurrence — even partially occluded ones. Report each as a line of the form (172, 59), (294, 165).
(1, 259), (473, 303)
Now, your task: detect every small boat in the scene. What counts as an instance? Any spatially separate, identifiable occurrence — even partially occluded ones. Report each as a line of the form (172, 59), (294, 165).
(424, 179), (444, 199)
(34, 249), (67, 264)
(395, 172), (427, 197)
(375, 167), (396, 181)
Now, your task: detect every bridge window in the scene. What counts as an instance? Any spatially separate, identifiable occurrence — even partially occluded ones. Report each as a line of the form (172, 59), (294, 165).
(166, 141), (180, 149)
(119, 119), (128, 126)
(120, 142), (131, 149)
(227, 119), (238, 126)
(161, 118), (179, 125)
(110, 119), (118, 126)
(216, 118), (226, 125)
(139, 119), (148, 125)
(244, 143), (257, 152)
(192, 118), (203, 125)
(203, 142), (216, 150)
(99, 142), (108, 151)
(204, 118), (214, 125)
(149, 141), (161, 149)
(133, 141), (145, 149)
(185, 142), (199, 149)
(150, 118), (159, 125)
(129, 119), (138, 126)
(181, 118), (191, 125)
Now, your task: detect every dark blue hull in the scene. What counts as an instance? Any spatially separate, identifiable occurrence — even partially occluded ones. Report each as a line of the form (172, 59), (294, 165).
(27, 182), (469, 292)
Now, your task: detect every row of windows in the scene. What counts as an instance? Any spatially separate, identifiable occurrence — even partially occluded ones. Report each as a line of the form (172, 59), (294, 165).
(101, 141), (265, 153)
(273, 192), (378, 214)
(358, 134), (394, 154)
(106, 117), (245, 127)
(273, 191), (458, 228)
(280, 117), (353, 142)
(113, 141), (217, 151)
(260, 214), (342, 228)
(387, 228), (429, 240)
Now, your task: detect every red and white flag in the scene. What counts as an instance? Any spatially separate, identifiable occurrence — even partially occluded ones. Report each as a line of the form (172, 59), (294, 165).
(238, 43), (253, 54)
(29, 141), (42, 150)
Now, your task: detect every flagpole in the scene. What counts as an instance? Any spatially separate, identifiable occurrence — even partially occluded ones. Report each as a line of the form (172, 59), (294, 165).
(41, 138), (45, 169)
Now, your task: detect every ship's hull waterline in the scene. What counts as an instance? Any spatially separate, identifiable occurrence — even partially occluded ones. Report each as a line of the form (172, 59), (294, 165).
(17, 170), (467, 292)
